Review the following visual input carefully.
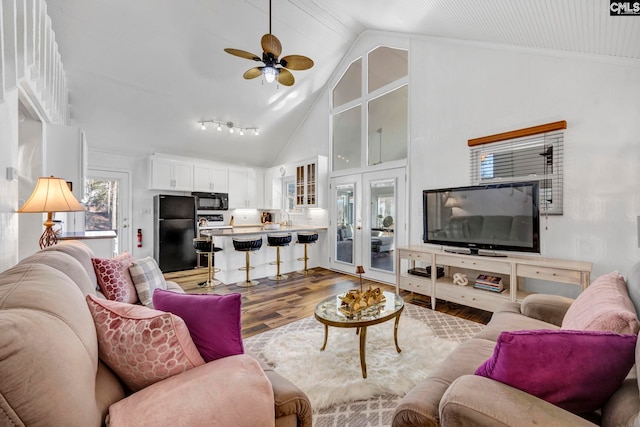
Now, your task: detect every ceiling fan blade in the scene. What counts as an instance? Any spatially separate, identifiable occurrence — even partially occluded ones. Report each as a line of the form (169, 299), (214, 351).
(243, 67), (263, 79)
(277, 68), (295, 86)
(280, 55), (314, 71)
(261, 34), (282, 58)
(224, 48), (261, 62)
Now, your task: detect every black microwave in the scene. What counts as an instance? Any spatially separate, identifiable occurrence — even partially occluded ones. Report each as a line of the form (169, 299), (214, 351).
(192, 192), (228, 211)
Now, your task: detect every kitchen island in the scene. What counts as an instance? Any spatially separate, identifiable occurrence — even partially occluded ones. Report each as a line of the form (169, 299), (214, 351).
(200, 225), (327, 285)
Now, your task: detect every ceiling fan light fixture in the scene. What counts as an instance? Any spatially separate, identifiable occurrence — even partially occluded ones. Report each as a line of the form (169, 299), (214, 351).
(262, 66), (278, 83)
(254, 129), (259, 136)
(200, 122), (206, 130)
(217, 123), (222, 131)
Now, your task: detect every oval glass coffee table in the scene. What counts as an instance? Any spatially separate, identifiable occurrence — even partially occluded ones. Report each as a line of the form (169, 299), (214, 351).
(314, 290), (404, 378)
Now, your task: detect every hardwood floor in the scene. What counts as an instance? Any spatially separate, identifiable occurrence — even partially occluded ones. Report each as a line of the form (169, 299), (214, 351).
(164, 267), (493, 338)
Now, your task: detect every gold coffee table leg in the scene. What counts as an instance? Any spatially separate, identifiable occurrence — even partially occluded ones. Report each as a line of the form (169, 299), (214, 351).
(320, 324), (328, 351)
(394, 314), (402, 353)
(359, 326), (368, 378)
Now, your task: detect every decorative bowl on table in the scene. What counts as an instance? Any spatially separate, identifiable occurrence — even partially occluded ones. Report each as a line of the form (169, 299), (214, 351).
(338, 286), (386, 317)
(263, 223), (280, 230)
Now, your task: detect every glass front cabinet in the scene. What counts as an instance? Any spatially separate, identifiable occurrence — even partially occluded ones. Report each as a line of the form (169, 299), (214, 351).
(295, 157), (327, 208)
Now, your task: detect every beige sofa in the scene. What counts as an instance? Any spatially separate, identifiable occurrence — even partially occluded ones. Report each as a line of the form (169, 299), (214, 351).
(0, 241), (311, 427)
(392, 266), (640, 427)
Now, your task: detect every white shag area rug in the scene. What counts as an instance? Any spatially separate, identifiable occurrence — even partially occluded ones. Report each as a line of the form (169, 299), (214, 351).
(244, 302), (485, 420)
(261, 316), (457, 409)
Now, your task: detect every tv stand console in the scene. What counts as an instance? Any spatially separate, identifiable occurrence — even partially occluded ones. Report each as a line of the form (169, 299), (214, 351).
(396, 246), (592, 312)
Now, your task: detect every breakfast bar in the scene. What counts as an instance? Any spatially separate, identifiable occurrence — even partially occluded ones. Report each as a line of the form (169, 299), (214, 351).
(200, 225), (327, 284)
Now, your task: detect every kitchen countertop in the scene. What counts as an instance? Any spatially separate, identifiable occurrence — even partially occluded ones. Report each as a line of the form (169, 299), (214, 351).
(201, 225), (327, 237)
(59, 230), (117, 240)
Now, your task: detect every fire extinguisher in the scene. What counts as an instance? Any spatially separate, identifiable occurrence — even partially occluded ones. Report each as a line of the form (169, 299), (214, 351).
(137, 228), (143, 248)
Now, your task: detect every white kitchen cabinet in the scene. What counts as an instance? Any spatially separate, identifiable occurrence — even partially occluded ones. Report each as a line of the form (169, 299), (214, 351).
(295, 156), (328, 208)
(193, 163), (228, 193)
(149, 156), (193, 191)
(228, 167), (263, 208)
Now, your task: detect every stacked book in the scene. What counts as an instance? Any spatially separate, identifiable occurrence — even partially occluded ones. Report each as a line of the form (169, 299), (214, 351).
(473, 274), (505, 293)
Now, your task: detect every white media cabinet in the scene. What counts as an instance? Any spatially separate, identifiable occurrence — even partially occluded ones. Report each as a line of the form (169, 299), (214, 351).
(396, 246), (592, 312)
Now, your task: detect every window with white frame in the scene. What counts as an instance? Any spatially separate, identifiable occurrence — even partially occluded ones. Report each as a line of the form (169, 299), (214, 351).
(470, 130), (564, 214)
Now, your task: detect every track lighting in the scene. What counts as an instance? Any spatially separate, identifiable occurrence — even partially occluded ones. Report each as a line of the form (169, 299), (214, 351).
(198, 120), (259, 136)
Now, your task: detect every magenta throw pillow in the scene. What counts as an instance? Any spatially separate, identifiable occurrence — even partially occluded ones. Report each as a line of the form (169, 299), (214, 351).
(153, 289), (244, 362)
(475, 329), (637, 413)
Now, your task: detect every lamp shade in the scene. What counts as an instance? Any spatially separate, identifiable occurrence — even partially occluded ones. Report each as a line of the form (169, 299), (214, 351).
(18, 176), (84, 213)
(356, 265), (365, 275)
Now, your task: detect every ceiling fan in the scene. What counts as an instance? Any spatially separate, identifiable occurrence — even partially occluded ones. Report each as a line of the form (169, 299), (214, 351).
(224, 0), (314, 86)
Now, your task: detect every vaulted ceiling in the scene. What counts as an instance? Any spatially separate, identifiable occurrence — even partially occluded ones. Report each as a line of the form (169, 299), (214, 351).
(46, 0), (640, 167)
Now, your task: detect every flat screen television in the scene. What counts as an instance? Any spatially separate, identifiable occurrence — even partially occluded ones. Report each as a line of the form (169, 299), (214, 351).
(423, 182), (540, 255)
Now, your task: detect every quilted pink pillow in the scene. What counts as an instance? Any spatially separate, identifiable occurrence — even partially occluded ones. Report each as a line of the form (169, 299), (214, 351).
(92, 252), (138, 303)
(476, 329), (637, 413)
(86, 294), (205, 392)
(562, 272), (639, 334)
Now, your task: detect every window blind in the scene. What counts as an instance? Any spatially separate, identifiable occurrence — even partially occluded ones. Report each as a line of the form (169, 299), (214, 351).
(470, 130), (563, 214)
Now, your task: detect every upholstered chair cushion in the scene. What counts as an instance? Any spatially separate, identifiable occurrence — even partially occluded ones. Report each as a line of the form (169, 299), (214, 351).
(0, 263), (121, 425)
(129, 256), (168, 307)
(92, 252), (138, 303)
(42, 240), (100, 289)
(561, 271), (639, 334)
(86, 295), (205, 392)
(476, 329), (637, 413)
(106, 354), (275, 427)
(153, 290), (244, 362)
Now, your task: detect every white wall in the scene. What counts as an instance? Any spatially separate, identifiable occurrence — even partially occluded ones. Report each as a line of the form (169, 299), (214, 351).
(408, 38), (640, 288)
(276, 32), (640, 294)
(0, 91), (20, 271)
(17, 110), (44, 260)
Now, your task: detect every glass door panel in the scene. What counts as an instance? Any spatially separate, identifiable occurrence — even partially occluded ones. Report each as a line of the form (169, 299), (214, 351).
(330, 169), (405, 284)
(85, 169), (131, 254)
(369, 178), (396, 273)
(330, 175), (362, 271)
(335, 184), (355, 264)
(362, 168), (406, 284)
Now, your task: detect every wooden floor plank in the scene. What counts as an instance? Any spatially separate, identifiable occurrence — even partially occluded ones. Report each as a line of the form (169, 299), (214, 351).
(164, 267), (492, 338)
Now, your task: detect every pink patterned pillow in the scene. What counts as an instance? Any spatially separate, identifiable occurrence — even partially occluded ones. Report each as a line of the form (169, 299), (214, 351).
(562, 272), (639, 334)
(86, 294), (205, 392)
(92, 252), (138, 303)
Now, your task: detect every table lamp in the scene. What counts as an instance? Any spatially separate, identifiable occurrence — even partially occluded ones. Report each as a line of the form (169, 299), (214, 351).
(18, 176), (84, 248)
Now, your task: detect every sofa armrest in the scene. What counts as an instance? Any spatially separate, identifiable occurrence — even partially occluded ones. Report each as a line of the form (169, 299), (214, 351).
(106, 355), (275, 427)
(520, 293), (574, 327)
(440, 375), (597, 427)
(260, 363), (313, 427)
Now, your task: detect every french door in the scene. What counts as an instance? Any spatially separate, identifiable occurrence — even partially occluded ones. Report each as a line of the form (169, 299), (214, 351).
(329, 168), (406, 284)
(85, 169), (132, 253)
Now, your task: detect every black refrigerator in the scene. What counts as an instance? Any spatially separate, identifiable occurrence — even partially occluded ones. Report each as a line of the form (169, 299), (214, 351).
(153, 195), (197, 272)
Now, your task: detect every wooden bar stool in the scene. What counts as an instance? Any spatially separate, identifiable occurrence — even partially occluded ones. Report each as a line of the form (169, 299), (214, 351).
(232, 237), (262, 287)
(296, 231), (318, 275)
(267, 233), (292, 281)
(192, 237), (223, 288)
